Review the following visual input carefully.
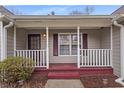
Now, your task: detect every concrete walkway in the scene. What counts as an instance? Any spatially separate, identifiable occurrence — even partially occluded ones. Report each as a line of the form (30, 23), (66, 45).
(45, 79), (84, 88)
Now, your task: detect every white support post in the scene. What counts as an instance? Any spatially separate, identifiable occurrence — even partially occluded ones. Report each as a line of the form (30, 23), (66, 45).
(77, 26), (80, 68)
(110, 25), (113, 67)
(0, 21), (4, 61)
(46, 27), (49, 69)
(14, 26), (16, 56)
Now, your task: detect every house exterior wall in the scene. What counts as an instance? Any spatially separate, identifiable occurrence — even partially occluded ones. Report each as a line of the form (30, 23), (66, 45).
(101, 27), (110, 49)
(4, 26), (27, 57)
(16, 28), (26, 50)
(7, 27), (14, 57)
(112, 26), (121, 77)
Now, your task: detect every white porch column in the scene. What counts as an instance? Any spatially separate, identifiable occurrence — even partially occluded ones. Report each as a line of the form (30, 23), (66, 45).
(0, 21), (4, 61)
(110, 25), (113, 67)
(14, 26), (16, 56)
(77, 26), (80, 68)
(46, 27), (49, 69)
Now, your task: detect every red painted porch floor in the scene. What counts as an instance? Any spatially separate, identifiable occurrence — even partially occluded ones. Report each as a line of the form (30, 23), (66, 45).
(35, 63), (113, 79)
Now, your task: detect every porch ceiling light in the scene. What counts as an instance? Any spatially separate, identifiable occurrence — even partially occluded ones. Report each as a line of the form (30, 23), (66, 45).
(43, 33), (46, 37)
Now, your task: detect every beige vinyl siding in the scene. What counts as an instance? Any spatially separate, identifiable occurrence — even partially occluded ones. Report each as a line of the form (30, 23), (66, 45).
(112, 26), (121, 77)
(16, 28), (26, 50)
(49, 29), (101, 63)
(101, 27), (110, 49)
(7, 27), (14, 57)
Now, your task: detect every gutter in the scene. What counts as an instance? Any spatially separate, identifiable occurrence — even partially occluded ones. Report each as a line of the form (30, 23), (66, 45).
(0, 15), (14, 60)
(113, 20), (124, 86)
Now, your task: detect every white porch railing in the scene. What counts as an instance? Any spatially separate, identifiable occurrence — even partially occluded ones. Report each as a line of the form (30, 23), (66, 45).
(80, 49), (112, 67)
(15, 50), (47, 67)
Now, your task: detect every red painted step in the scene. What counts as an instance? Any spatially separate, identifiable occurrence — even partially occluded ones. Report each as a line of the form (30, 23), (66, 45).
(49, 63), (77, 71)
(48, 71), (80, 79)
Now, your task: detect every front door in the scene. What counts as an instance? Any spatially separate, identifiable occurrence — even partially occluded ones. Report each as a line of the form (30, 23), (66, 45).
(28, 34), (41, 50)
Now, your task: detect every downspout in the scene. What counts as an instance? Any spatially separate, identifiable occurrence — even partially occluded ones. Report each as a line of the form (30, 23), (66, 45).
(0, 15), (14, 60)
(113, 20), (124, 86)
(3, 22), (14, 59)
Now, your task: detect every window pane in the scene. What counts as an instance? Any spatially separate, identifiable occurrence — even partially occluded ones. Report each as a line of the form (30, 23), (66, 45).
(72, 45), (77, 55)
(71, 34), (77, 55)
(71, 34), (77, 45)
(60, 45), (69, 55)
(60, 34), (70, 45)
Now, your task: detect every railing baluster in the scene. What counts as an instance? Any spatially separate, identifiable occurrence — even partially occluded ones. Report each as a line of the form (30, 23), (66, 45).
(81, 49), (83, 66)
(99, 49), (100, 66)
(109, 50), (111, 66)
(40, 50), (42, 66)
(90, 49), (92, 66)
(93, 50), (95, 66)
(106, 50), (108, 66)
(87, 49), (89, 66)
(96, 50), (98, 66)
(84, 49), (86, 66)
(102, 49), (103, 66)
(43, 50), (45, 66)
(104, 50), (107, 66)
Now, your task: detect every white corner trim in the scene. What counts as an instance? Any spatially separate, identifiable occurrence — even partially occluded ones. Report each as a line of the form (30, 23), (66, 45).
(0, 21), (4, 61)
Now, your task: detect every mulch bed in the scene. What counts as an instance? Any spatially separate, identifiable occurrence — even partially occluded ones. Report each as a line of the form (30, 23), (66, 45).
(0, 73), (48, 88)
(80, 74), (123, 88)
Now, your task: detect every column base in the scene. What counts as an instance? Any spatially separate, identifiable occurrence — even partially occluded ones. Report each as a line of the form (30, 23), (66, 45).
(115, 78), (124, 86)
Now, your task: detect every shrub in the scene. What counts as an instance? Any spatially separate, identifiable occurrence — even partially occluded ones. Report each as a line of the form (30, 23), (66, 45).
(0, 57), (34, 84)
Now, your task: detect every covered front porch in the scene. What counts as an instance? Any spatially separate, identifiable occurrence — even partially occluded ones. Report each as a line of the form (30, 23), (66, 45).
(10, 27), (112, 69)
(6, 15), (113, 69)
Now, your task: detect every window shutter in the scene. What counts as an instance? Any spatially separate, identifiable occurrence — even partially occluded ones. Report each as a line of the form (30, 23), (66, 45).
(53, 34), (58, 56)
(83, 33), (88, 49)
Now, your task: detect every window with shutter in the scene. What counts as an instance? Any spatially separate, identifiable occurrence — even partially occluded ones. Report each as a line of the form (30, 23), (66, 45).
(58, 33), (82, 56)
(53, 34), (58, 56)
(28, 34), (41, 50)
(83, 33), (88, 49)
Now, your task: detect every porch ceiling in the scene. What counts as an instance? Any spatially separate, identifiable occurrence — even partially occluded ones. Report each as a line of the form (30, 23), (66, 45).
(15, 18), (112, 28)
